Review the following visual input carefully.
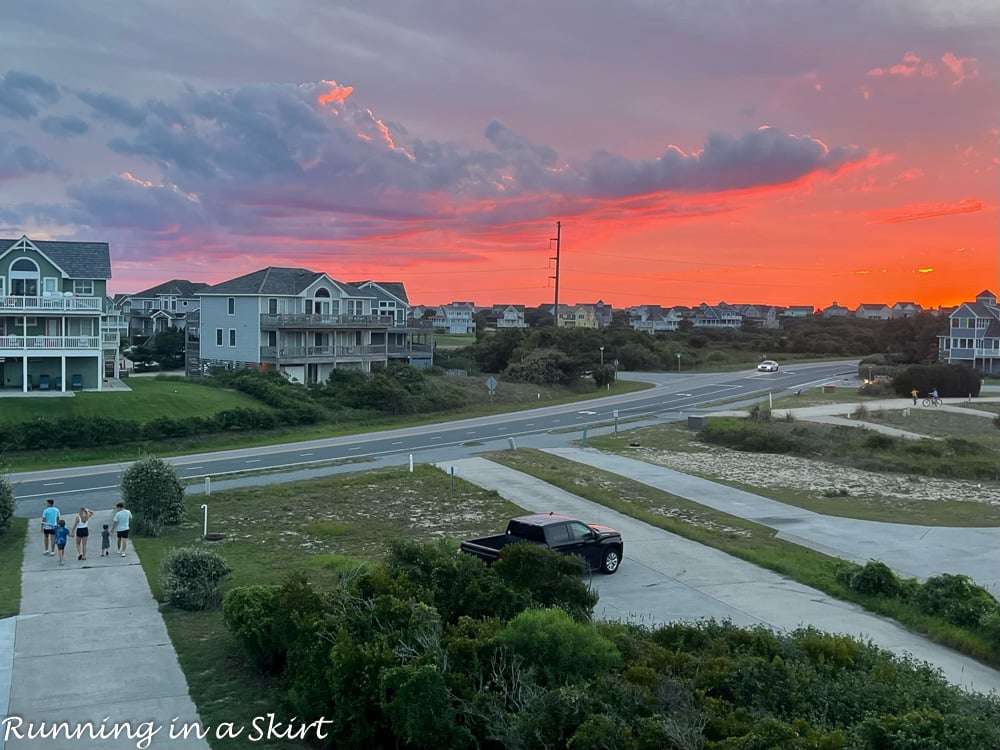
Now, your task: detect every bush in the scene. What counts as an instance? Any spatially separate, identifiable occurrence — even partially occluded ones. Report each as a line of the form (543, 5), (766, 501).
(913, 574), (998, 629)
(0, 474), (14, 538)
(222, 585), (284, 671)
(160, 546), (233, 610)
(496, 608), (621, 686)
(847, 560), (904, 597)
(893, 364), (981, 399)
(119, 455), (185, 536)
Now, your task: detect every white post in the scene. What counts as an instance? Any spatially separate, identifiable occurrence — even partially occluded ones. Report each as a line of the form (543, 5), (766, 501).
(201, 504), (208, 538)
(204, 476), (211, 495)
(768, 392), (773, 409)
(409, 454), (414, 473)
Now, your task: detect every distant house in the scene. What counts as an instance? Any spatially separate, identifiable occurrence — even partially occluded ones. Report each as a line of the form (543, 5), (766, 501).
(782, 305), (815, 317)
(937, 289), (1000, 375)
(189, 266), (398, 384)
(436, 302), (476, 335)
(124, 279), (209, 345)
(891, 301), (923, 319)
(855, 303), (892, 321)
(553, 301), (612, 329)
(628, 305), (682, 334)
(822, 302), (850, 318)
(491, 304), (527, 329)
(736, 304), (780, 329)
(694, 302), (742, 329)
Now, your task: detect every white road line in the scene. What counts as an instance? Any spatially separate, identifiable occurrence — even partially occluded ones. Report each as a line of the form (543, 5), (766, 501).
(348, 447), (361, 451)
(391, 441), (403, 445)
(245, 459), (261, 464)
(578, 410), (596, 415)
(430, 436), (441, 440)
(299, 452), (313, 457)
(465, 431), (476, 435)
(42, 482), (64, 486)
(526, 423), (534, 427)
(184, 466), (204, 471)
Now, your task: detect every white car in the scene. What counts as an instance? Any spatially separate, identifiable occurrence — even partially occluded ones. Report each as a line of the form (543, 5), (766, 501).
(757, 360), (779, 373)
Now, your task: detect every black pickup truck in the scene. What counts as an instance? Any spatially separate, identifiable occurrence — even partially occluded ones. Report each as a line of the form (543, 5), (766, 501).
(460, 513), (624, 574)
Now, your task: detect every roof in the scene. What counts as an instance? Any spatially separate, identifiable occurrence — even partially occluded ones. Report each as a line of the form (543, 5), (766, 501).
(1, 236), (111, 279)
(200, 267), (375, 298)
(131, 279), (211, 298)
(350, 281), (410, 304)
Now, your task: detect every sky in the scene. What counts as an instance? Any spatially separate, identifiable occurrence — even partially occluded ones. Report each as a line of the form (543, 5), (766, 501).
(1, 0), (997, 309)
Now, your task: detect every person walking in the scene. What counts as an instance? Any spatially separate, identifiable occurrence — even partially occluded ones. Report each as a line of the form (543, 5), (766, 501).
(100, 524), (111, 557)
(40, 499), (60, 556)
(54, 520), (70, 566)
(910, 388), (918, 405)
(72, 507), (94, 560)
(110, 502), (133, 557)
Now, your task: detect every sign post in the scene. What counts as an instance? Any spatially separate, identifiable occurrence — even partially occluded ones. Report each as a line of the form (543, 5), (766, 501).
(484, 376), (497, 406)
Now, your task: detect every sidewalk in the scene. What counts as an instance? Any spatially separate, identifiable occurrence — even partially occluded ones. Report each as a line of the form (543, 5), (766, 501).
(1, 511), (209, 749)
(440, 457), (1000, 694)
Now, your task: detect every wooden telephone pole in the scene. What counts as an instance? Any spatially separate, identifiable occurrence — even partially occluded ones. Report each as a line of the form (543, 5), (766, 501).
(550, 221), (561, 326)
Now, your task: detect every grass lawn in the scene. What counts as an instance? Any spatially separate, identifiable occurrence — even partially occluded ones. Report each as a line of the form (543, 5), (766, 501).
(863, 406), (1000, 440)
(0, 518), (28, 617)
(433, 334), (477, 348)
(483, 448), (999, 667)
(0, 378), (269, 424)
(3, 377), (652, 472)
(134, 465), (525, 750)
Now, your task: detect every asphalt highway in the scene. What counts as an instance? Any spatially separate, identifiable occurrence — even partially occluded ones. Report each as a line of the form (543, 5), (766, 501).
(11, 360), (859, 516)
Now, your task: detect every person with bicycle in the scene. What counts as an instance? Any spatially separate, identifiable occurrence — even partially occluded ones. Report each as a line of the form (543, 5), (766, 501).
(922, 388), (942, 407)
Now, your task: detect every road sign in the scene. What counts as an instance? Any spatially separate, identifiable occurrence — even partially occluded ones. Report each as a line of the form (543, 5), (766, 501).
(484, 376), (498, 391)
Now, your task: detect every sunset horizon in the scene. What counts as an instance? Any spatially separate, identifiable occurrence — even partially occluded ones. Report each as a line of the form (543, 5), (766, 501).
(2, 2), (996, 312)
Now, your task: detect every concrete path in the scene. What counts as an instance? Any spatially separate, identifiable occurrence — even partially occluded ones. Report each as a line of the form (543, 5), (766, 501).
(442, 457), (1000, 695)
(1, 511), (209, 749)
(547, 446), (1000, 594)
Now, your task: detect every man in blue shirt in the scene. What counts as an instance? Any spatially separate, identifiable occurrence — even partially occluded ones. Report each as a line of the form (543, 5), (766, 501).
(40, 499), (60, 556)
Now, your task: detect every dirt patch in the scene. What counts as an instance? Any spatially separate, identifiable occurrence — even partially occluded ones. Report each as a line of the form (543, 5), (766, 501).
(628, 439), (999, 507)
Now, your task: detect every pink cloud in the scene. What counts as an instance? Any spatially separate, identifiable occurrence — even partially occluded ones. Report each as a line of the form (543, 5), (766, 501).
(867, 51), (979, 86)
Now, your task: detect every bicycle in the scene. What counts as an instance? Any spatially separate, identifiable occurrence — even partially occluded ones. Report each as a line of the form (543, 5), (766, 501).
(921, 397), (943, 407)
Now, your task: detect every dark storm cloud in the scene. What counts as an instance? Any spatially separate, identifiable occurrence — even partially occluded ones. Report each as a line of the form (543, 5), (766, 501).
(0, 134), (55, 179)
(77, 90), (148, 127)
(586, 127), (864, 197)
(0, 70), (59, 119)
(8, 78), (872, 240)
(39, 114), (89, 137)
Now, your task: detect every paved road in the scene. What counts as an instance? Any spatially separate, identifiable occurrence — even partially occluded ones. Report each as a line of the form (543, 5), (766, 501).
(11, 360), (858, 517)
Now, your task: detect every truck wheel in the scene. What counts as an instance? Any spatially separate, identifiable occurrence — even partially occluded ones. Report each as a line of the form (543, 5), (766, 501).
(600, 549), (621, 575)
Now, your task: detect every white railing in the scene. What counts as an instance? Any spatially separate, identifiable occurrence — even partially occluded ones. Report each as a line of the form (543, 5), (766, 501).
(0, 335), (101, 350)
(260, 344), (387, 360)
(0, 295), (103, 312)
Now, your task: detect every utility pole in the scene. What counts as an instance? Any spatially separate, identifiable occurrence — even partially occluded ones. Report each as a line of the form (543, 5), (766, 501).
(550, 221), (561, 326)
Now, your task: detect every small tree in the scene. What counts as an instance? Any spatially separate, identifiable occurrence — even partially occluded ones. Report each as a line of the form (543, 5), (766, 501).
(119, 455), (185, 536)
(0, 473), (14, 538)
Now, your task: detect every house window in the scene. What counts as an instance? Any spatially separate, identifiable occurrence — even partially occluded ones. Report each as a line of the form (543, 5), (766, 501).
(267, 331), (277, 347)
(268, 298), (278, 315)
(227, 297), (236, 315)
(43, 278), (59, 295)
(215, 328), (223, 346)
(10, 257), (39, 296)
(0, 278), (5, 296)
(229, 329), (236, 347)
(73, 280), (94, 296)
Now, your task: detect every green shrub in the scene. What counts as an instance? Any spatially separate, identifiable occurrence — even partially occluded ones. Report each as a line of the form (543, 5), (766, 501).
(494, 543), (599, 620)
(848, 560), (904, 597)
(119, 455), (185, 536)
(159, 546), (232, 610)
(862, 433), (895, 451)
(222, 585), (284, 671)
(893, 364), (981, 398)
(913, 574), (998, 629)
(496, 608), (621, 686)
(0, 474), (14, 538)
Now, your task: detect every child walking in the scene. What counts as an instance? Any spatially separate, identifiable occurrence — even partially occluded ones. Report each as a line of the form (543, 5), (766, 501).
(54, 520), (70, 565)
(100, 524), (111, 557)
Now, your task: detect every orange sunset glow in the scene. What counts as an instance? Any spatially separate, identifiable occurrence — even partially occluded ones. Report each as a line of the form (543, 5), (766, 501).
(1, 3), (997, 309)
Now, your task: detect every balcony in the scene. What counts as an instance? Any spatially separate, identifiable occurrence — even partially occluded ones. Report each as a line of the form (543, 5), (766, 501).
(260, 313), (393, 329)
(260, 344), (387, 362)
(1, 295), (102, 313)
(387, 344), (433, 356)
(0, 335), (101, 351)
